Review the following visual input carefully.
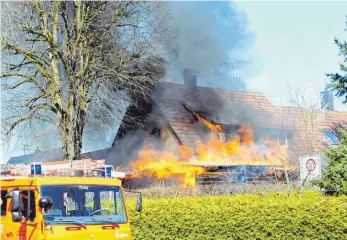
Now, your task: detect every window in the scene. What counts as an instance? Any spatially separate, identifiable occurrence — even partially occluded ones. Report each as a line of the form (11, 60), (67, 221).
(219, 133), (226, 141)
(278, 136), (287, 146)
(41, 185), (127, 224)
(1, 190), (7, 216)
(100, 191), (115, 215)
(84, 192), (95, 216)
(322, 131), (339, 145)
(99, 190), (125, 216)
(63, 191), (78, 215)
(20, 190), (36, 221)
(115, 191), (125, 216)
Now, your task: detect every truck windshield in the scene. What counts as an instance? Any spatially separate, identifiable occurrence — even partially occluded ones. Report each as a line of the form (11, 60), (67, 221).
(40, 185), (127, 224)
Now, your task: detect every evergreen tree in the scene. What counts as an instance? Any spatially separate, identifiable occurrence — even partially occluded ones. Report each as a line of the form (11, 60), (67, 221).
(327, 17), (347, 103)
(315, 128), (347, 195)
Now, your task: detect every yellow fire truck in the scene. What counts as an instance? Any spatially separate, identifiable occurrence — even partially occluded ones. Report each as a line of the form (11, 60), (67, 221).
(0, 162), (142, 240)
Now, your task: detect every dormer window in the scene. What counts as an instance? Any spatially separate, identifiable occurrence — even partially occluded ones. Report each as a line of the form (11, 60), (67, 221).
(322, 130), (339, 145)
(219, 133), (226, 141)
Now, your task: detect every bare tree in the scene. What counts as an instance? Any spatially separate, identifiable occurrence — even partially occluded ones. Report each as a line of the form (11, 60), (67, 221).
(289, 83), (326, 157)
(1, 1), (176, 164)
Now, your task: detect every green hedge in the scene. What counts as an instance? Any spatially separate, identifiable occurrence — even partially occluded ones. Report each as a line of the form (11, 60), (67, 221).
(126, 191), (347, 240)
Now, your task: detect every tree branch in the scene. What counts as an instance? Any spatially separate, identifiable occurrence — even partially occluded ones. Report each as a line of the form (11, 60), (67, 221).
(6, 105), (56, 135)
(86, 84), (100, 103)
(1, 73), (48, 96)
(2, 41), (50, 67)
(25, 94), (46, 109)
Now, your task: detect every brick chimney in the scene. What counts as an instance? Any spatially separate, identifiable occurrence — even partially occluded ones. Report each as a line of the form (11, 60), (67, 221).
(183, 68), (197, 89)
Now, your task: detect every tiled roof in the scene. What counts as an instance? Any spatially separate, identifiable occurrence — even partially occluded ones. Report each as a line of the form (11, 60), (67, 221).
(321, 111), (347, 129)
(154, 99), (201, 147)
(152, 82), (346, 156)
(155, 82), (273, 109)
(319, 111), (347, 150)
(273, 106), (347, 154)
(154, 82), (286, 128)
(152, 82), (292, 146)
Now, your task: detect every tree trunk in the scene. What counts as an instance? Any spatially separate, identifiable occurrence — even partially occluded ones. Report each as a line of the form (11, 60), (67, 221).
(59, 117), (80, 167)
(59, 109), (86, 168)
(74, 112), (85, 161)
(60, 127), (76, 167)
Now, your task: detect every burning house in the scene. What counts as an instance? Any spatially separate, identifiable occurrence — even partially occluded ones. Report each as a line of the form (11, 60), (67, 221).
(7, 70), (346, 187)
(113, 70), (298, 187)
(112, 69), (347, 187)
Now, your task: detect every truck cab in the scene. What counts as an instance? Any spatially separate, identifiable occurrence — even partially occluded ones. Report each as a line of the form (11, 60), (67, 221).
(1, 174), (141, 240)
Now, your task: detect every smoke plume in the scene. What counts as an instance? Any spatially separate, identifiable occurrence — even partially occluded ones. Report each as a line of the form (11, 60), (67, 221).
(167, 1), (254, 90)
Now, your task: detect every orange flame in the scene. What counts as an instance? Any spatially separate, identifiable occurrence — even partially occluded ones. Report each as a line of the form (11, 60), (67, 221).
(130, 149), (205, 188)
(190, 136), (287, 166)
(189, 123), (287, 166)
(129, 122), (288, 187)
(185, 105), (223, 132)
(238, 122), (254, 145)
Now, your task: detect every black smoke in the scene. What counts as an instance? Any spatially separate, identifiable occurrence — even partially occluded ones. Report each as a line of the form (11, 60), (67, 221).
(166, 1), (255, 90)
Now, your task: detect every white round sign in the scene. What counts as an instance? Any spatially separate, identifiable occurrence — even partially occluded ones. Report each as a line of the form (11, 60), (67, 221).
(306, 158), (317, 172)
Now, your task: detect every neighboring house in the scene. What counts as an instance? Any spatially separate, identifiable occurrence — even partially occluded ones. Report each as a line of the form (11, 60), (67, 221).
(7, 148), (41, 165)
(7, 147), (114, 165)
(274, 106), (347, 161)
(7, 147), (64, 165)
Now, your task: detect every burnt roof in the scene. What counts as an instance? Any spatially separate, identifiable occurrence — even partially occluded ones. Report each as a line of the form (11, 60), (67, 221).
(117, 82), (347, 154)
(153, 82), (290, 129)
(115, 82), (296, 147)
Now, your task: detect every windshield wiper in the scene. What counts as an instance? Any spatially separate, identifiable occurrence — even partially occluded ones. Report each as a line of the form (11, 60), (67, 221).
(53, 220), (86, 229)
(86, 219), (120, 226)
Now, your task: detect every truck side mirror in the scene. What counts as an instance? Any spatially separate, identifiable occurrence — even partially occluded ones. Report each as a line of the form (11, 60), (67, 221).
(124, 190), (143, 214)
(6, 190), (21, 222)
(6, 190), (20, 212)
(39, 197), (53, 212)
(12, 212), (21, 222)
(136, 194), (142, 212)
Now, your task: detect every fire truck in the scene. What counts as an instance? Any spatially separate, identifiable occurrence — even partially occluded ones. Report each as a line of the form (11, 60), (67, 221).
(0, 161), (142, 240)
